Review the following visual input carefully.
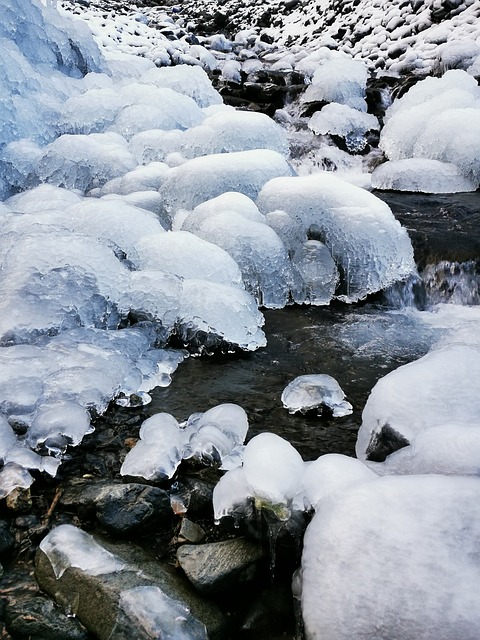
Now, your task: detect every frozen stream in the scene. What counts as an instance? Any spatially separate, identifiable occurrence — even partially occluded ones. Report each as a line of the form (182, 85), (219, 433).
(148, 190), (480, 461)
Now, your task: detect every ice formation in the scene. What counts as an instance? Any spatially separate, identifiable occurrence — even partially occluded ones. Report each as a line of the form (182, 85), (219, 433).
(121, 404), (250, 481)
(291, 241), (339, 306)
(301, 474), (480, 640)
(371, 158), (478, 193)
(257, 173), (416, 302)
(39, 524), (125, 579)
(379, 70), (480, 189)
(281, 374), (353, 417)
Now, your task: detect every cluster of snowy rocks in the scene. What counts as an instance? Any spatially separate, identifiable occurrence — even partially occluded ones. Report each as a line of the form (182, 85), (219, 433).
(1, 1), (480, 639)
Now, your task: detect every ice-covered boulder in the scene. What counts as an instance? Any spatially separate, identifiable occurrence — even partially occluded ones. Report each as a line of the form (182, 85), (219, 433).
(371, 158), (478, 193)
(380, 70), (480, 189)
(160, 150), (293, 223)
(257, 173), (415, 302)
(141, 65), (222, 108)
(282, 374), (352, 417)
(308, 103), (378, 153)
(301, 474), (480, 640)
(356, 340), (480, 466)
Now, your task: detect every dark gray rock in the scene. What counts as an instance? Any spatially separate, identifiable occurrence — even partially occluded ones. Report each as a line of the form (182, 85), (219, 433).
(35, 530), (226, 640)
(177, 518), (206, 544)
(0, 519), (14, 557)
(177, 538), (265, 595)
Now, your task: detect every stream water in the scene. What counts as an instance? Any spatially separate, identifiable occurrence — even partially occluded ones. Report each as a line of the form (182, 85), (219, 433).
(148, 190), (480, 460)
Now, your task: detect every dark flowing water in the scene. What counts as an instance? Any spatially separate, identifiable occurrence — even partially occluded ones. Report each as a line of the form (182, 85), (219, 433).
(148, 191), (480, 460)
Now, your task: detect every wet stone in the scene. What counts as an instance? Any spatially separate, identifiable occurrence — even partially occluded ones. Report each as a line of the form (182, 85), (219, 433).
(178, 518), (206, 544)
(177, 538), (266, 595)
(0, 520), (14, 557)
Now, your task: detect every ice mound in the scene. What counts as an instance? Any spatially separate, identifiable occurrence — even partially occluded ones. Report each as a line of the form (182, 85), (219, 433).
(122, 404), (249, 480)
(301, 474), (480, 640)
(257, 173), (416, 302)
(121, 413), (186, 482)
(380, 70), (480, 189)
(371, 158), (478, 193)
(301, 49), (369, 112)
(178, 280), (266, 353)
(97, 162), (169, 196)
(184, 211), (293, 308)
(356, 339), (480, 469)
(141, 65), (222, 108)
(160, 150), (293, 223)
(213, 433), (304, 522)
(183, 404), (249, 465)
(281, 374), (353, 417)
(59, 87), (125, 135)
(308, 103), (379, 153)
(130, 231), (243, 288)
(35, 132), (137, 192)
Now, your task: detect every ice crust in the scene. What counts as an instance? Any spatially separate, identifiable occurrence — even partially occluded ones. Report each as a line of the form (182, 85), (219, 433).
(257, 173), (416, 302)
(371, 158), (478, 193)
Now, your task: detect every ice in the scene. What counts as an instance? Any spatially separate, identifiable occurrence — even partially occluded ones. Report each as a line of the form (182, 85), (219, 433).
(160, 150), (293, 223)
(282, 374), (353, 417)
(35, 132), (137, 192)
(141, 65), (222, 108)
(97, 162), (169, 196)
(183, 403), (249, 465)
(118, 586), (208, 640)
(6, 184), (82, 212)
(0, 463), (34, 500)
(120, 413), (186, 482)
(27, 402), (92, 454)
(292, 240), (339, 306)
(301, 475), (480, 640)
(308, 103), (378, 141)
(302, 49), (369, 112)
(371, 158), (478, 193)
(130, 231), (243, 288)
(0, 416), (19, 459)
(213, 467), (253, 523)
(257, 173), (416, 302)
(186, 211), (293, 308)
(180, 192), (266, 233)
(39, 524), (125, 579)
(109, 86), (205, 139)
(356, 340), (480, 466)
(178, 280), (266, 352)
(102, 191), (164, 218)
(380, 70), (480, 188)
(295, 454), (378, 511)
(242, 433), (305, 519)
(59, 87), (124, 135)
(265, 210), (306, 259)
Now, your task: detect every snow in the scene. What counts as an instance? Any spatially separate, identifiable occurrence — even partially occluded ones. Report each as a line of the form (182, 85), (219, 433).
(281, 374), (353, 417)
(301, 474), (480, 640)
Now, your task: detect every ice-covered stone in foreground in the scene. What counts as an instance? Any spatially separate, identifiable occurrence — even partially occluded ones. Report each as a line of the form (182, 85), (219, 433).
(39, 524), (125, 579)
(301, 475), (480, 640)
(282, 374), (352, 417)
(308, 103), (378, 152)
(257, 174), (415, 302)
(372, 158), (477, 193)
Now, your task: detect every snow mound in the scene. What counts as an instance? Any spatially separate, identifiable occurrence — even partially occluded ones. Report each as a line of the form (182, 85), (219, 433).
(372, 158), (478, 193)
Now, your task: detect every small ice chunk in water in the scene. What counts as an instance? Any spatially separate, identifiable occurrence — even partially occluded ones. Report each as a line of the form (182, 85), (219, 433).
(118, 586), (208, 640)
(120, 413), (186, 481)
(39, 524), (125, 579)
(282, 374), (353, 417)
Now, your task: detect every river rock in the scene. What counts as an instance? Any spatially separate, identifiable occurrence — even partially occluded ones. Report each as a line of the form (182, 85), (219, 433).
(177, 518), (206, 544)
(35, 525), (226, 639)
(177, 538), (265, 594)
(60, 479), (173, 536)
(0, 519), (14, 557)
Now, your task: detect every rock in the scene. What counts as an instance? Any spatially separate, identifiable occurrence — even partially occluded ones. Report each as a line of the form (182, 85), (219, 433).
(178, 518), (206, 544)
(35, 525), (226, 639)
(241, 583), (295, 636)
(5, 487), (32, 513)
(170, 475), (216, 517)
(60, 479), (174, 536)
(177, 538), (265, 594)
(0, 520), (14, 557)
